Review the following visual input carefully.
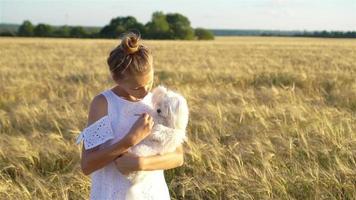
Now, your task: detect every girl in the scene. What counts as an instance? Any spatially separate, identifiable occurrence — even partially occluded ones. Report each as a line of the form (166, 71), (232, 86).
(76, 31), (184, 199)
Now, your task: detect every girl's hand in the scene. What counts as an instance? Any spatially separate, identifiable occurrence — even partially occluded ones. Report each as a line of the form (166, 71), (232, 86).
(124, 113), (154, 146)
(114, 152), (142, 175)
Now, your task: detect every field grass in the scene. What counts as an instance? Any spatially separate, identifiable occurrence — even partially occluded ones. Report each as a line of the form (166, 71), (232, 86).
(0, 36), (355, 200)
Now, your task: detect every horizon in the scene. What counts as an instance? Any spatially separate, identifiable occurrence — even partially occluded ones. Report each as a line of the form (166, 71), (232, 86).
(1, 0), (355, 32)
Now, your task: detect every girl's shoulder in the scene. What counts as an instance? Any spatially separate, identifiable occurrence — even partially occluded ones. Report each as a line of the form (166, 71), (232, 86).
(88, 93), (109, 122)
(76, 92), (114, 149)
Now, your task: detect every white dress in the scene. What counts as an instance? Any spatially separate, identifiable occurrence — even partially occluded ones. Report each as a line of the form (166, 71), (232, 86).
(76, 88), (171, 200)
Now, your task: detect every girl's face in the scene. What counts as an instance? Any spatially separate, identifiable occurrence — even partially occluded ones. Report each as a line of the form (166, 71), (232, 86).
(114, 68), (154, 100)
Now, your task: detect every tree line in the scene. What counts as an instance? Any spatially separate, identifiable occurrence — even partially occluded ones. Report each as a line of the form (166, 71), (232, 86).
(1, 11), (214, 40)
(293, 31), (356, 38)
(259, 31), (356, 38)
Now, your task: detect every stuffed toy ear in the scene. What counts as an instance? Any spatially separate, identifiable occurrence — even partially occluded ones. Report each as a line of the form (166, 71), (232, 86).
(172, 95), (189, 130)
(152, 85), (168, 105)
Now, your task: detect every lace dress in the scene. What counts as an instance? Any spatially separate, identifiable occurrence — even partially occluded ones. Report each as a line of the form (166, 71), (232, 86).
(76, 88), (171, 200)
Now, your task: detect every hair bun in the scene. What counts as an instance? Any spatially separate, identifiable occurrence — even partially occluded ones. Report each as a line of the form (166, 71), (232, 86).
(121, 31), (141, 54)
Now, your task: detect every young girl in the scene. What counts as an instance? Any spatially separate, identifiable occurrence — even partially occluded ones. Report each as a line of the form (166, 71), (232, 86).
(76, 32), (184, 199)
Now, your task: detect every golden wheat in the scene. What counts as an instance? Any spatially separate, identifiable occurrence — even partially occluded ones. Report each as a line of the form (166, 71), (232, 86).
(0, 36), (355, 200)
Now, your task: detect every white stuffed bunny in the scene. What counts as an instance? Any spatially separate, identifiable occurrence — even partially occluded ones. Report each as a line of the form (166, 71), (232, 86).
(125, 85), (189, 200)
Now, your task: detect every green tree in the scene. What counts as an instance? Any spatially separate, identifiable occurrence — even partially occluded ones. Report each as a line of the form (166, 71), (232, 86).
(166, 13), (195, 40)
(18, 20), (34, 36)
(145, 11), (170, 39)
(100, 16), (145, 38)
(34, 24), (53, 37)
(70, 26), (87, 38)
(53, 25), (70, 37)
(195, 28), (214, 40)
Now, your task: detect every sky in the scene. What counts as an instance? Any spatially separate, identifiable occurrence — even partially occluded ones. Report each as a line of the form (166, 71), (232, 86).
(0, 0), (355, 31)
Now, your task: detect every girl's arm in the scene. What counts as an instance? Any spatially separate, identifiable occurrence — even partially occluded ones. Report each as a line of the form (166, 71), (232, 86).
(80, 94), (132, 175)
(81, 138), (133, 175)
(140, 144), (185, 170)
(80, 95), (154, 175)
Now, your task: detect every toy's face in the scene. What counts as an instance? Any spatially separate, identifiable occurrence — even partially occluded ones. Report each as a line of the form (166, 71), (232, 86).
(155, 98), (170, 119)
(152, 86), (189, 129)
(153, 95), (176, 127)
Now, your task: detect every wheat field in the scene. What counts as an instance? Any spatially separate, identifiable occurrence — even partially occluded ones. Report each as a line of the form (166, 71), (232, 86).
(0, 36), (355, 200)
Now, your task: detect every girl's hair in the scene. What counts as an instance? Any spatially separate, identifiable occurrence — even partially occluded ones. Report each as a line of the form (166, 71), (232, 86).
(107, 31), (153, 80)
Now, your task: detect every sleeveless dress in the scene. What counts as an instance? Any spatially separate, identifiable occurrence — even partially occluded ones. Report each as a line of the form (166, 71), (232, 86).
(76, 88), (171, 200)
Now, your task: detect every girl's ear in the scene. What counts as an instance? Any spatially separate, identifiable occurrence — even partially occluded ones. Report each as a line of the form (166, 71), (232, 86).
(152, 85), (168, 105)
(111, 72), (118, 82)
